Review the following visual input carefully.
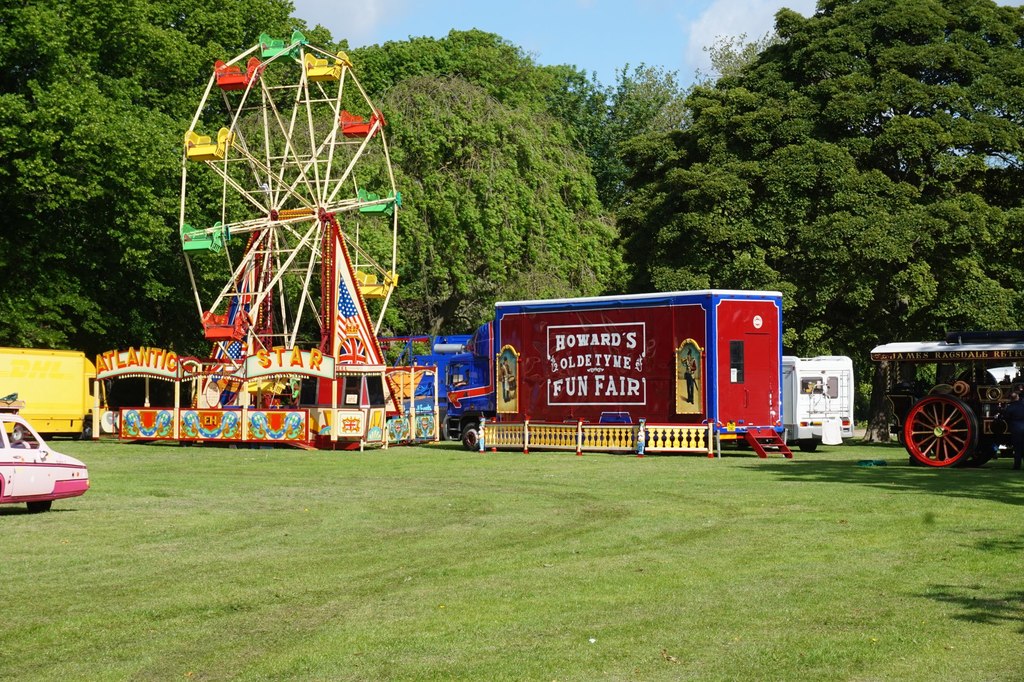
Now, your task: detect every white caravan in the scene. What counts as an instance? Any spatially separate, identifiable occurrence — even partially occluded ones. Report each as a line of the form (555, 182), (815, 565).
(782, 356), (855, 451)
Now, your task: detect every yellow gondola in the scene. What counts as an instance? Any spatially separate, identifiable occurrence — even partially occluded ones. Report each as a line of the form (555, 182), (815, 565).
(184, 127), (233, 162)
(304, 51), (352, 82)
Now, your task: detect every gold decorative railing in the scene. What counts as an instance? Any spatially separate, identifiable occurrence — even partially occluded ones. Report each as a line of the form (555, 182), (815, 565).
(486, 422), (527, 449)
(581, 424), (636, 452)
(644, 424), (712, 453)
(480, 420), (714, 456)
(528, 423), (579, 450)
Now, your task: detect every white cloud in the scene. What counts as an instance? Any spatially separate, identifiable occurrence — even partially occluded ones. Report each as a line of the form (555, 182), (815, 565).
(683, 0), (817, 75)
(296, 0), (407, 45)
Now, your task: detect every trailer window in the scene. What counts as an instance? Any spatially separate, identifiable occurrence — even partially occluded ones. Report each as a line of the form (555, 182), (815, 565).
(825, 376), (839, 399)
(729, 341), (744, 383)
(801, 377), (822, 394)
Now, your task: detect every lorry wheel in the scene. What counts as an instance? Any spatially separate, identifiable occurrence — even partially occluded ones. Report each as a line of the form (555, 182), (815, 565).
(461, 423), (480, 451)
(27, 500), (52, 513)
(798, 439), (818, 453)
(77, 424), (93, 441)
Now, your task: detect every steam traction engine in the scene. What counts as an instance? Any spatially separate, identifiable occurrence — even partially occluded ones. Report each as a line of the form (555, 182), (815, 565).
(871, 331), (1024, 467)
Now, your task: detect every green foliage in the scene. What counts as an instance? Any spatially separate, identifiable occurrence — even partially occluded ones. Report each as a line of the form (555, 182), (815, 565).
(593, 65), (688, 208)
(619, 0), (1024, 361)
(0, 0), (301, 355)
(15, 0), (1023, 386)
(347, 31), (628, 334)
(538, 61), (687, 209)
(353, 29), (556, 112)
(381, 75), (621, 333)
(700, 33), (780, 83)
(0, 14), (628, 351)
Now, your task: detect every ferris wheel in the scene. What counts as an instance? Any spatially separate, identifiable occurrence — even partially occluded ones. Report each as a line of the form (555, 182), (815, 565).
(179, 31), (399, 363)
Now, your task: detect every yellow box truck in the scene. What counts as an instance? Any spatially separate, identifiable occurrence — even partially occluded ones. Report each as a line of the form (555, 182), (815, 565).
(0, 348), (96, 437)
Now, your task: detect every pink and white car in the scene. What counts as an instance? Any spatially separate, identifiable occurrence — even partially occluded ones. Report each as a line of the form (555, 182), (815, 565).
(0, 413), (89, 512)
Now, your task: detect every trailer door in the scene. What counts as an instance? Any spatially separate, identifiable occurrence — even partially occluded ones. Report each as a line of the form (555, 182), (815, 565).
(716, 299), (781, 428)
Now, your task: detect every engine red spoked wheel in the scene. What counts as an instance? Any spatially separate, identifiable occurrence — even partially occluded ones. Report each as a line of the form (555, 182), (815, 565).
(902, 395), (978, 467)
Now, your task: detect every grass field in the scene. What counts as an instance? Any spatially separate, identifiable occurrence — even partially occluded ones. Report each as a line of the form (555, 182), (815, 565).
(2, 438), (1022, 681)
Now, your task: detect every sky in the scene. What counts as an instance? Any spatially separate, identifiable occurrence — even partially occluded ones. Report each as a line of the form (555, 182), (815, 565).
(288, 0), (819, 87)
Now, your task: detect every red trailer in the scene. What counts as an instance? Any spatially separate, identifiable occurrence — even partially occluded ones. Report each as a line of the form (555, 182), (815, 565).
(454, 290), (789, 456)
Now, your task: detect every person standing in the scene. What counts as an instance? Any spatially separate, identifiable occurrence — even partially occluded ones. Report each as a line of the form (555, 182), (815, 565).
(1001, 392), (1024, 470)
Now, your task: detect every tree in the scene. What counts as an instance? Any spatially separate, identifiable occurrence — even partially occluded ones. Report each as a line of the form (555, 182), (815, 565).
(0, 15), (627, 353)
(380, 75), (622, 335)
(542, 62), (687, 208)
(618, 0), (1024, 438)
(0, 0), (305, 355)
(348, 31), (626, 335)
(352, 29), (557, 113)
(699, 33), (780, 83)
(593, 65), (688, 208)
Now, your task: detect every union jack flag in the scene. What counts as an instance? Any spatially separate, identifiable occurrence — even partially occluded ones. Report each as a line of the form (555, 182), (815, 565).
(337, 336), (367, 365)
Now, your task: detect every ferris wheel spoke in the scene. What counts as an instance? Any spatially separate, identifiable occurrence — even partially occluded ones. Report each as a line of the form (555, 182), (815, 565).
(299, 77), (327, 203)
(229, 143), (319, 216)
(244, 222), (321, 317)
(281, 89), (358, 208)
(219, 92), (265, 189)
(287, 244), (324, 348)
(217, 66), (294, 205)
(321, 83), (346, 189)
(200, 160), (272, 216)
(204, 229), (274, 314)
(325, 124), (381, 205)
(260, 82), (322, 206)
(342, 232), (390, 277)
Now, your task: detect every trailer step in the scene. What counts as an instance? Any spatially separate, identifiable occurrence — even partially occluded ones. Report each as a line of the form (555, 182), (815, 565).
(744, 428), (793, 459)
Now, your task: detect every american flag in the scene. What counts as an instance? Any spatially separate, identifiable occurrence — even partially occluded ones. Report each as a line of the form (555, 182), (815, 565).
(332, 231), (381, 367)
(337, 271), (358, 320)
(223, 340), (244, 361)
(208, 339), (245, 406)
